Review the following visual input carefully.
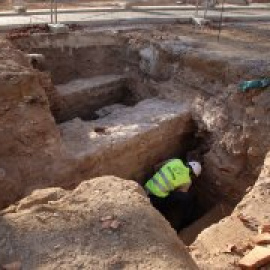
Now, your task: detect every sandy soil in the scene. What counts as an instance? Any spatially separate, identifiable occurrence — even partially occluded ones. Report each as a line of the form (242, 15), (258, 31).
(0, 176), (198, 269)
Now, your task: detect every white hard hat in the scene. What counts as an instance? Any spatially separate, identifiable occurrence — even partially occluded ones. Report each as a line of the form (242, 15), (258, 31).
(188, 161), (202, 177)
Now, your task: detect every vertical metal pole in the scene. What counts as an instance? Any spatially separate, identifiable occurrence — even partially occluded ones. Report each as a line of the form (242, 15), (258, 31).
(50, 0), (53, 23)
(203, 0), (209, 19)
(54, 0), (57, 24)
(217, 0), (225, 41)
(195, 0), (199, 17)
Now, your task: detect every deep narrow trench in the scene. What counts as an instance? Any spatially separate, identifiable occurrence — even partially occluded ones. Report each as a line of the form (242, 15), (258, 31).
(142, 125), (236, 245)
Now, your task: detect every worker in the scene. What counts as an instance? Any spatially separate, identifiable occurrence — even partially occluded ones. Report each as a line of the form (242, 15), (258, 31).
(144, 159), (202, 232)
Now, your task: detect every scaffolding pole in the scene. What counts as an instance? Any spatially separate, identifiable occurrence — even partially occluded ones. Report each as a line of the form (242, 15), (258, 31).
(54, 0), (58, 24)
(218, 0), (225, 41)
(50, 0), (53, 23)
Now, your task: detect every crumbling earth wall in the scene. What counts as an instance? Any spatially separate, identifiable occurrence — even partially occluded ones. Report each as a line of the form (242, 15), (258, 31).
(128, 33), (270, 203)
(189, 151), (270, 269)
(0, 176), (198, 270)
(0, 38), (76, 209)
(11, 32), (130, 85)
(1, 23), (270, 269)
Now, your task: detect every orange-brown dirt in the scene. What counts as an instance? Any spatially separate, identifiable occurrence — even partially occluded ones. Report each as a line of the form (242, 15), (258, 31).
(0, 176), (198, 269)
(118, 23), (270, 203)
(0, 38), (77, 208)
(0, 22), (270, 269)
(190, 151), (270, 269)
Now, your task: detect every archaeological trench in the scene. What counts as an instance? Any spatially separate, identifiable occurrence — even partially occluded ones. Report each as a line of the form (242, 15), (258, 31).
(0, 23), (270, 269)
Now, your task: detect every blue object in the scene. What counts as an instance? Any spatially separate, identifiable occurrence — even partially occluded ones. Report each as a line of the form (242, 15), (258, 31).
(239, 78), (270, 92)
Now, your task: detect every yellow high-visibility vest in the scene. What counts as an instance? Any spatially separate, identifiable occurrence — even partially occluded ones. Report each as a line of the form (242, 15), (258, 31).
(145, 159), (191, 198)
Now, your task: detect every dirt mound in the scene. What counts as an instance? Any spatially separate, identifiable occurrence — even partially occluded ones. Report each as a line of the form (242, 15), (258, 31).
(0, 176), (198, 270)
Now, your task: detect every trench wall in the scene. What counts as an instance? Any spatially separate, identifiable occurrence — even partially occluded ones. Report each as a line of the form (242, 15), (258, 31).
(130, 37), (270, 204)
(0, 38), (76, 208)
(11, 32), (132, 85)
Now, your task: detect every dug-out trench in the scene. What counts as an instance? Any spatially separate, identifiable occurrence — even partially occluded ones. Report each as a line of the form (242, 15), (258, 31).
(11, 30), (257, 246)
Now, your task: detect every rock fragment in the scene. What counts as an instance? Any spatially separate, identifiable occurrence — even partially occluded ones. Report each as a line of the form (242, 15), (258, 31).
(100, 216), (121, 230)
(110, 220), (121, 230)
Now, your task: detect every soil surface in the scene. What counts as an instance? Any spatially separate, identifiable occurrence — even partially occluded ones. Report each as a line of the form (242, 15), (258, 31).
(0, 176), (198, 270)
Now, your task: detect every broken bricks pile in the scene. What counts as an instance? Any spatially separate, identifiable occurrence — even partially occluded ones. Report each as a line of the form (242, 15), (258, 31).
(190, 151), (270, 269)
(238, 224), (270, 269)
(100, 215), (121, 230)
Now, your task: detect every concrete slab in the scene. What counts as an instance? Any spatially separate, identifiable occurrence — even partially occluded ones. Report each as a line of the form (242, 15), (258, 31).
(0, 4), (269, 17)
(48, 23), (69, 34)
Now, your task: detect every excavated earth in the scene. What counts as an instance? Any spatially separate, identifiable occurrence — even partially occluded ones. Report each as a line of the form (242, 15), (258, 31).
(0, 22), (270, 269)
(0, 176), (198, 269)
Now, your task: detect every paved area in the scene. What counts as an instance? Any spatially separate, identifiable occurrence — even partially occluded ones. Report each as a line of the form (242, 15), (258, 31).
(0, 5), (269, 28)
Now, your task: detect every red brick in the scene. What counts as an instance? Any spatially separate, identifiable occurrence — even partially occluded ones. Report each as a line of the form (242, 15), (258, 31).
(2, 261), (22, 270)
(238, 246), (270, 269)
(252, 233), (270, 245)
(259, 224), (270, 234)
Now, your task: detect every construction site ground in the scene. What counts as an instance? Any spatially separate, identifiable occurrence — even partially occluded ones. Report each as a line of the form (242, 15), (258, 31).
(0, 4), (270, 29)
(0, 18), (270, 269)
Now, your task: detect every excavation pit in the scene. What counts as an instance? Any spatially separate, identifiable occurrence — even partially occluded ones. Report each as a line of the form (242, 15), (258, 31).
(7, 27), (269, 256)
(12, 32), (233, 244)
